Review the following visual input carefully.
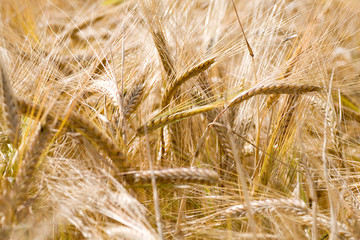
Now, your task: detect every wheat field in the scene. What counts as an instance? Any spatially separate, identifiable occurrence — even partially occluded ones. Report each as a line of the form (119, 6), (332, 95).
(0, 0), (360, 239)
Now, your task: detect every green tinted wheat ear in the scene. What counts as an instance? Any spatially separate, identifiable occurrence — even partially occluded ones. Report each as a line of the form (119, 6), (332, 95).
(15, 123), (53, 206)
(2, 122), (53, 229)
(0, 57), (21, 147)
(126, 168), (219, 185)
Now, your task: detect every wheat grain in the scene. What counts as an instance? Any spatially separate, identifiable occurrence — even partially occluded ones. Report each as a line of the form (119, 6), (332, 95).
(221, 198), (308, 218)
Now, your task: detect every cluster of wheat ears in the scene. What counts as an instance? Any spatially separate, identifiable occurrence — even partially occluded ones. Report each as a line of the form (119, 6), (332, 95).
(0, 0), (360, 239)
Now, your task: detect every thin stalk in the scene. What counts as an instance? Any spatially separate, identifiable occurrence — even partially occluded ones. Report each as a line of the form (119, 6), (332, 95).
(144, 125), (163, 239)
(323, 69), (337, 239)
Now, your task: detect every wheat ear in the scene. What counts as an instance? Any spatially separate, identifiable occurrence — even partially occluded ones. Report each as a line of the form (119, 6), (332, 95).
(192, 86), (236, 162)
(151, 30), (175, 78)
(161, 58), (215, 108)
(124, 81), (145, 119)
(221, 198), (309, 218)
(68, 111), (126, 166)
(217, 198), (352, 239)
(2, 122), (53, 229)
(137, 104), (218, 135)
(16, 98), (126, 168)
(160, 59), (216, 162)
(0, 57), (21, 147)
(228, 83), (321, 108)
(125, 168), (219, 185)
(148, 21), (176, 163)
(138, 83), (321, 135)
(15, 123), (53, 205)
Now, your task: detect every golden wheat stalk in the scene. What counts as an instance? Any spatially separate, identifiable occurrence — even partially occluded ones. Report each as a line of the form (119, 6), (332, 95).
(125, 168), (219, 185)
(0, 57), (21, 147)
(137, 83), (321, 135)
